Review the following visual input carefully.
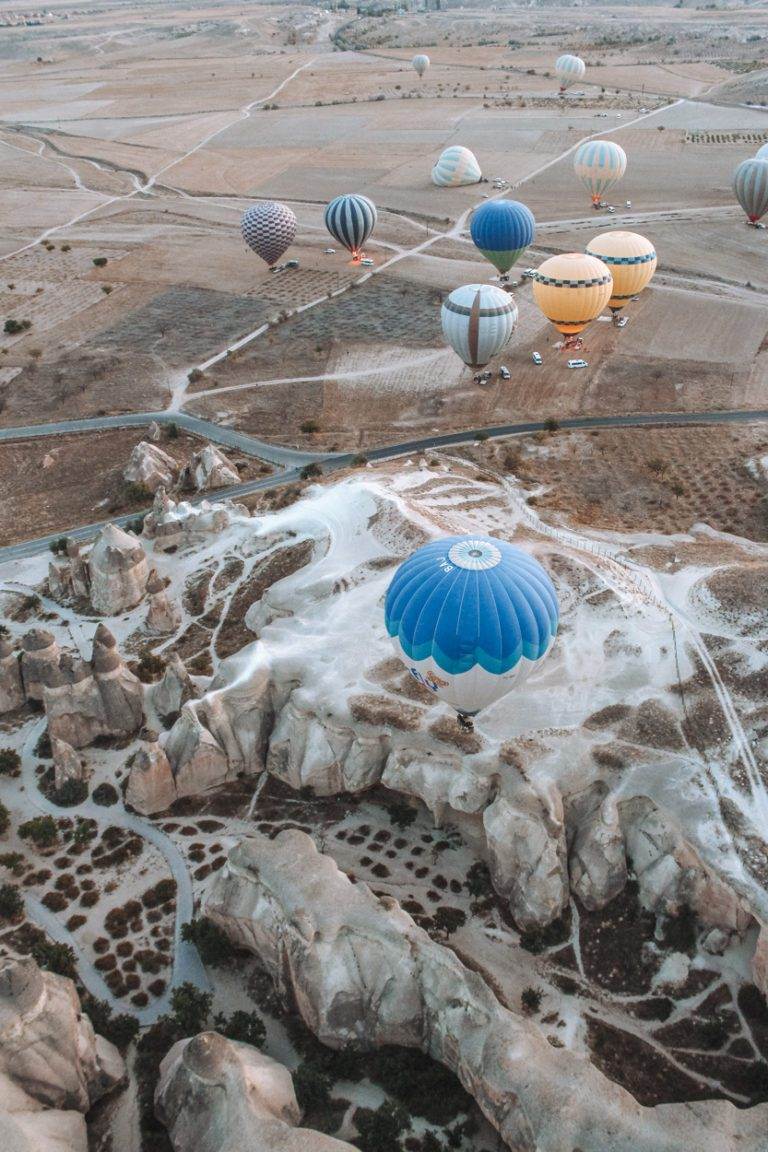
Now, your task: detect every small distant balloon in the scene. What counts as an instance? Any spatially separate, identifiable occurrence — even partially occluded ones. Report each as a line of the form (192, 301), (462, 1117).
(733, 158), (768, 224)
(441, 283), (518, 368)
(241, 201), (297, 268)
(432, 146), (482, 188)
(324, 193), (377, 260)
(573, 140), (627, 207)
(470, 200), (535, 276)
(412, 54), (430, 78)
(555, 53), (586, 92)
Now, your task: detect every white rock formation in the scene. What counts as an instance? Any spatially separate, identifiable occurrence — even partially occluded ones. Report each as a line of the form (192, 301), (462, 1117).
(151, 651), (197, 723)
(88, 523), (149, 615)
(51, 737), (85, 791)
(156, 1032), (356, 1152)
(124, 440), (179, 494)
(568, 794), (627, 911)
(752, 923), (768, 998)
(206, 832), (768, 1152)
(145, 569), (181, 634)
(125, 741), (177, 815)
(20, 629), (61, 702)
(0, 957), (124, 1152)
(483, 790), (569, 929)
(0, 637), (24, 713)
(42, 624), (143, 748)
(182, 445), (240, 491)
(143, 490), (249, 552)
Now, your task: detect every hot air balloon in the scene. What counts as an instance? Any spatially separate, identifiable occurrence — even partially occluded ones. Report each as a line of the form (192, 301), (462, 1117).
(441, 284), (518, 368)
(241, 201), (297, 268)
(733, 158), (768, 225)
(586, 231), (657, 323)
(532, 252), (612, 350)
(412, 53), (430, 78)
(555, 54), (586, 93)
(432, 146), (482, 188)
(756, 143), (768, 162)
(324, 193), (377, 261)
(470, 200), (535, 280)
(573, 140), (627, 208)
(385, 535), (559, 725)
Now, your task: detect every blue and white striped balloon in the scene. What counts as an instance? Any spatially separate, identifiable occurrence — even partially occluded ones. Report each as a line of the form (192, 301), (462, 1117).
(733, 158), (768, 223)
(755, 143), (768, 162)
(412, 53), (430, 78)
(385, 535), (559, 717)
(555, 54), (586, 92)
(573, 140), (627, 205)
(324, 194), (377, 259)
(431, 145), (482, 188)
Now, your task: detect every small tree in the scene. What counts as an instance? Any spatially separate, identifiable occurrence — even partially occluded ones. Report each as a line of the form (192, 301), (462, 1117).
(543, 417), (559, 433)
(0, 749), (21, 777)
(300, 419), (320, 434)
(521, 986), (543, 1014)
(31, 939), (77, 978)
(0, 801), (9, 836)
(0, 883), (23, 921)
(220, 1009), (266, 1049)
(181, 917), (235, 967)
(293, 1061), (333, 1112)
(19, 815), (58, 847)
(354, 1101), (410, 1152)
(465, 860), (492, 898)
(385, 800), (416, 829)
(433, 907), (466, 938)
(300, 463), (322, 480)
(170, 982), (212, 1035)
(92, 257), (108, 267)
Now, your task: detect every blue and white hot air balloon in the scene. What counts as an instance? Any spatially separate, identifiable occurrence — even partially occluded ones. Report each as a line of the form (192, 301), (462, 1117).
(470, 200), (535, 277)
(733, 158), (768, 224)
(555, 53), (586, 93)
(412, 53), (430, 78)
(432, 145), (482, 188)
(385, 535), (559, 719)
(756, 143), (768, 162)
(573, 139), (627, 207)
(324, 193), (377, 260)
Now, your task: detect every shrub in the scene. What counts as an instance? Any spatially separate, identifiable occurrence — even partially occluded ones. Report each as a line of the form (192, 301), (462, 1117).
(180, 917), (235, 967)
(31, 939), (76, 978)
(0, 883), (23, 921)
(432, 907), (466, 937)
(521, 986), (543, 1014)
(4, 318), (32, 335)
(294, 1060), (333, 1112)
(83, 996), (140, 1050)
(92, 782), (119, 807)
(51, 778), (88, 807)
(170, 982), (212, 1034)
(92, 257), (108, 267)
(19, 815), (58, 847)
(220, 1009), (266, 1049)
(385, 801), (416, 829)
(49, 536), (69, 556)
(300, 419), (320, 434)
(0, 801), (9, 836)
(543, 417), (559, 433)
(354, 1101), (410, 1152)
(300, 463), (322, 480)
(166, 422), (179, 440)
(0, 749), (21, 777)
(188, 368), (203, 383)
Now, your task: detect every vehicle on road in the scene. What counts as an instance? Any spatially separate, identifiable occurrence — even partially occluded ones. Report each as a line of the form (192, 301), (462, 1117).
(324, 247), (336, 254)
(532, 352), (542, 365)
(523, 268), (537, 279)
(616, 316), (629, 328)
(360, 258), (374, 266)
(285, 259), (299, 269)
(499, 365), (511, 380)
(607, 206), (616, 214)
(626, 200), (632, 208)
(567, 358), (588, 369)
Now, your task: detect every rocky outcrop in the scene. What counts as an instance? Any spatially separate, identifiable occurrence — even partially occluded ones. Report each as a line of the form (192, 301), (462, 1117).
(51, 737), (85, 791)
(568, 793), (627, 911)
(156, 1032), (356, 1152)
(143, 490), (249, 552)
(484, 789), (569, 929)
(621, 797), (751, 934)
(124, 441), (179, 494)
(753, 924), (768, 997)
(181, 446), (239, 492)
(206, 832), (768, 1152)
(382, 746), (492, 825)
(151, 651), (197, 723)
(0, 957), (124, 1152)
(125, 741), (177, 815)
(48, 539), (91, 603)
(20, 629), (61, 702)
(42, 624), (143, 749)
(145, 570), (181, 635)
(88, 523), (149, 616)
(0, 637), (24, 713)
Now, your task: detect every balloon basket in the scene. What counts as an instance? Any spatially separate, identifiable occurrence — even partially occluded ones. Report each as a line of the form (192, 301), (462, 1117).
(563, 336), (584, 352)
(457, 714), (475, 733)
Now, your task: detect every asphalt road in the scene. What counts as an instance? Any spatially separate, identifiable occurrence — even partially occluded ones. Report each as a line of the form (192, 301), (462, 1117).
(2, 406), (767, 564)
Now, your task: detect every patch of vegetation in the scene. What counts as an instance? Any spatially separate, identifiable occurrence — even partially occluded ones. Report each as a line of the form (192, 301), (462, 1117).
(0, 749), (21, 777)
(31, 938), (77, 978)
(521, 986), (543, 1014)
(83, 995), (140, 1050)
(92, 782), (119, 807)
(180, 916), (237, 967)
(92, 257), (109, 267)
(19, 815), (58, 847)
(4, 318), (32, 335)
(385, 800), (416, 829)
(0, 882), (23, 922)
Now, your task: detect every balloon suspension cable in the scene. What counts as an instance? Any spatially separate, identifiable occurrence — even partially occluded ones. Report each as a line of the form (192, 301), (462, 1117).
(457, 713), (475, 733)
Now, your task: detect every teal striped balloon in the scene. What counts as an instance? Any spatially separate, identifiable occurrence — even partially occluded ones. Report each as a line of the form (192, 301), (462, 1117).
(733, 158), (768, 223)
(573, 140), (627, 205)
(555, 54), (585, 92)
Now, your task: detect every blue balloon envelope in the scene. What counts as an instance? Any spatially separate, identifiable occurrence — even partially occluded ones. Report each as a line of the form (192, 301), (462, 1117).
(385, 535), (558, 717)
(470, 200), (535, 275)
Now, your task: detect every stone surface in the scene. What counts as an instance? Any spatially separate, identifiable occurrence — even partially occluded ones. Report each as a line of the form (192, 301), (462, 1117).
(88, 523), (149, 615)
(42, 624), (143, 749)
(206, 831), (768, 1152)
(182, 445), (240, 491)
(124, 440), (179, 494)
(51, 736), (84, 791)
(752, 923), (768, 997)
(125, 741), (177, 815)
(20, 629), (60, 702)
(0, 637), (24, 713)
(156, 1032), (356, 1152)
(483, 791), (569, 929)
(143, 490), (249, 551)
(151, 651), (197, 723)
(568, 794), (627, 911)
(145, 570), (182, 634)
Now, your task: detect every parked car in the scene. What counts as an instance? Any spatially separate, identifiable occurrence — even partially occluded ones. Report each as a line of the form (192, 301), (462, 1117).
(567, 358), (588, 369)
(625, 200), (632, 208)
(499, 365), (511, 380)
(532, 352), (542, 365)
(616, 316), (629, 328)
(360, 258), (374, 266)
(523, 268), (537, 279)
(285, 259), (299, 269)
(324, 247), (336, 254)
(607, 206), (616, 214)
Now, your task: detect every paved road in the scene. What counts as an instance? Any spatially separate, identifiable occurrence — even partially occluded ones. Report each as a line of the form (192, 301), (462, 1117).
(2, 406), (767, 564)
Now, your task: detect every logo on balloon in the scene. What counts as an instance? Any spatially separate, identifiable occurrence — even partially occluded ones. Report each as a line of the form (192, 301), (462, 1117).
(409, 668), (448, 694)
